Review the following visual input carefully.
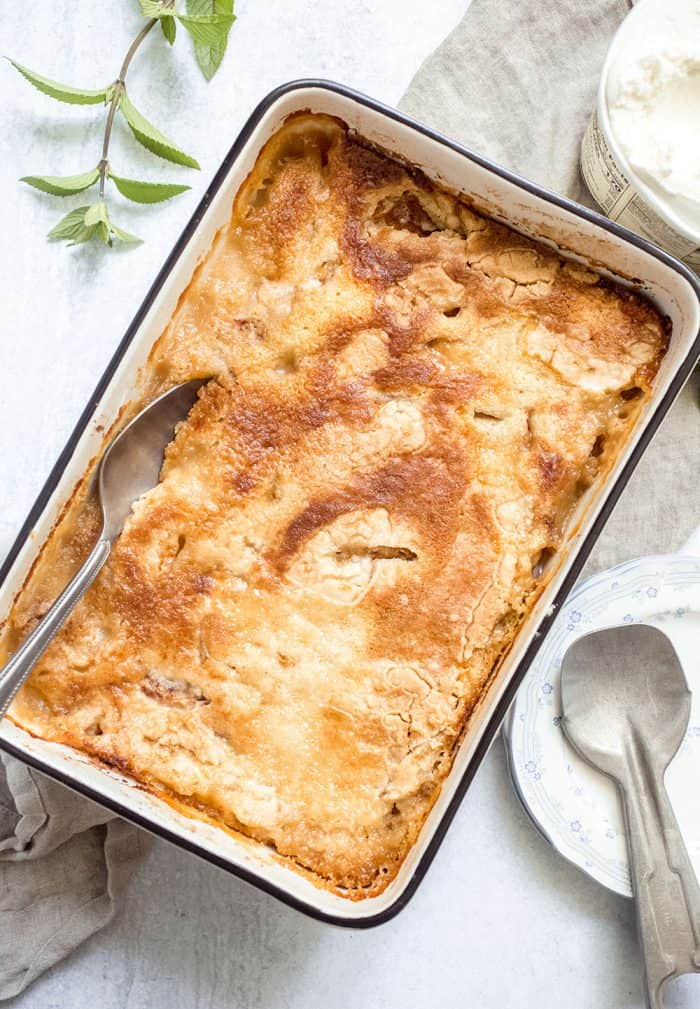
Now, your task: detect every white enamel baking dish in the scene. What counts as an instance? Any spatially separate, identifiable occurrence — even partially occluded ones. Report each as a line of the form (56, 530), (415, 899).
(1, 81), (698, 928)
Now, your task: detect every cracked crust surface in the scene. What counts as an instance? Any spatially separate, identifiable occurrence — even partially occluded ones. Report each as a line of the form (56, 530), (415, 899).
(4, 114), (668, 897)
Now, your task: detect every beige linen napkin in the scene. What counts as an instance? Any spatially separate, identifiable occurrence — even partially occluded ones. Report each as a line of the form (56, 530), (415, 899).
(399, 0), (699, 565)
(401, 0), (632, 207)
(0, 754), (149, 1000)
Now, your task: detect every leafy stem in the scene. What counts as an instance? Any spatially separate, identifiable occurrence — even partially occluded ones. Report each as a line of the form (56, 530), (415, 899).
(9, 1), (236, 248)
(99, 19), (157, 199)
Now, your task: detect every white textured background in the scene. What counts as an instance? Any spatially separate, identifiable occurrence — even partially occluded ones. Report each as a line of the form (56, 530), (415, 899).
(1, 2), (699, 1007)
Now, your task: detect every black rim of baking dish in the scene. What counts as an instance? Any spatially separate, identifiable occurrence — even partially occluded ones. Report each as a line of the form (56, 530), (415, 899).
(1, 79), (699, 930)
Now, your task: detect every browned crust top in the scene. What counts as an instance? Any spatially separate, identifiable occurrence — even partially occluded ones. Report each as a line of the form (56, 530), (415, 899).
(3, 113), (668, 898)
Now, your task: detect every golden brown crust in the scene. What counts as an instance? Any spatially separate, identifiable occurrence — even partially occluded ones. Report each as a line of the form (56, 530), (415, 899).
(3, 114), (668, 897)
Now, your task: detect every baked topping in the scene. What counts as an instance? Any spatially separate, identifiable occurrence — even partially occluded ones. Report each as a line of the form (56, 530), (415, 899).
(4, 114), (668, 897)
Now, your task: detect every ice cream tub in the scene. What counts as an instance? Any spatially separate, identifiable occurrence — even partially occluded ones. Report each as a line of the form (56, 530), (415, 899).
(581, 0), (700, 273)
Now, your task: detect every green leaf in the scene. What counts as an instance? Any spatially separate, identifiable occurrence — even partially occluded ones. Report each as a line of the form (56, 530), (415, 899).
(161, 15), (177, 43)
(47, 202), (141, 247)
(178, 13), (235, 47)
(47, 206), (93, 240)
(93, 202), (142, 245)
(110, 221), (142, 245)
(119, 91), (200, 169)
(182, 2), (235, 79)
(9, 61), (107, 105)
(68, 224), (99, 246)
(110, 172), (190, 204)
(139, 0), (176, 16)
(186, 0), (234, 17)
(140, 0), (165, 15)
(20, 166), (100, 196)
(141, 0), (178, 41)
(84, 201), (109, 227)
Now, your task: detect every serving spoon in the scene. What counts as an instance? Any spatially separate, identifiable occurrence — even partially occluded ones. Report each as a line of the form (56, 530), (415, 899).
(0, 379), (204, 719)
(561, 624), (700, 1009)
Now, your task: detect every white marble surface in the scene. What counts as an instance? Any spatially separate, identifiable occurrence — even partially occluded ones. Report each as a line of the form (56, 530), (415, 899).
(2, 2), (700, 1007)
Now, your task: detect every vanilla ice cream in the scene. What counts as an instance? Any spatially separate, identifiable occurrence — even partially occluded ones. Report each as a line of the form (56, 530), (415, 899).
(607, 0), (700, 238)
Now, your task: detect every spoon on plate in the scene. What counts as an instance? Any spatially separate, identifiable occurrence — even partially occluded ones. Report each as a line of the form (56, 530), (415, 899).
(561, 623), (700, 1009)
(0, 379), (204, 718)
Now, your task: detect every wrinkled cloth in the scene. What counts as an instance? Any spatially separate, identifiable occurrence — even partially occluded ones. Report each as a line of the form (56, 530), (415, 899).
(401, 0), (631, 207)
(399, 0), (699, 566)
(0, 754), (149, 1000)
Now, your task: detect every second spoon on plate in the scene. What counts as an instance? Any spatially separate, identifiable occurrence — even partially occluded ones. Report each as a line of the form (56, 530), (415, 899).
(561, 624), (700, 1009)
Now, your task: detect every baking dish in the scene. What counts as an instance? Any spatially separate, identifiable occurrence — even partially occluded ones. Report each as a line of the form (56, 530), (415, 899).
(1, 81), (698, 928)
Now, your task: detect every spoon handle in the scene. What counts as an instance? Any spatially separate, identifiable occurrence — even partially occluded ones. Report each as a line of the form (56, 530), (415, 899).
(622, 746), (700, 1008)
(0, 538), (111, 719)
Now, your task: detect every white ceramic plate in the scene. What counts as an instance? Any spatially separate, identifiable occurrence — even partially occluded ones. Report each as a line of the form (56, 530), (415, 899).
(505, 530), (700, 898)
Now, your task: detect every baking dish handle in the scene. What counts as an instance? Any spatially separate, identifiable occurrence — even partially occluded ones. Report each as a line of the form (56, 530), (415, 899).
(0, 537), (111, 718)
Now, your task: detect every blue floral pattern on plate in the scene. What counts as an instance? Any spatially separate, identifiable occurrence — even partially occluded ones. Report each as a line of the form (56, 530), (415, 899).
(505, 548), (700, 898)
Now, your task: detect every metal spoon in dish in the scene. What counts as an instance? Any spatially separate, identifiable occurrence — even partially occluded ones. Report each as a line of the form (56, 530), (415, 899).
(0, 379), (204, 718)
(561, 624), (700, 1009)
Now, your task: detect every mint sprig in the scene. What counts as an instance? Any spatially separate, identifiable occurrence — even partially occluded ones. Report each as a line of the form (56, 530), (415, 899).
(48, 203), (141, 246)
(191, 1), (236, 80)
(20, 167), (101, 196)
(110, 173), (191, 204)
(140, 0), (236, 79)
(9, 2), (236, 249)
(119, 91), (200, 169)
(8, 62), (108, 104)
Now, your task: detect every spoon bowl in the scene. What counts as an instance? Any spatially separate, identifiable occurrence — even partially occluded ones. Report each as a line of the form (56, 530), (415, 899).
(98, 379), (204, 540)
(0, 379), (205, 716)
(562, 624), (691, 780)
